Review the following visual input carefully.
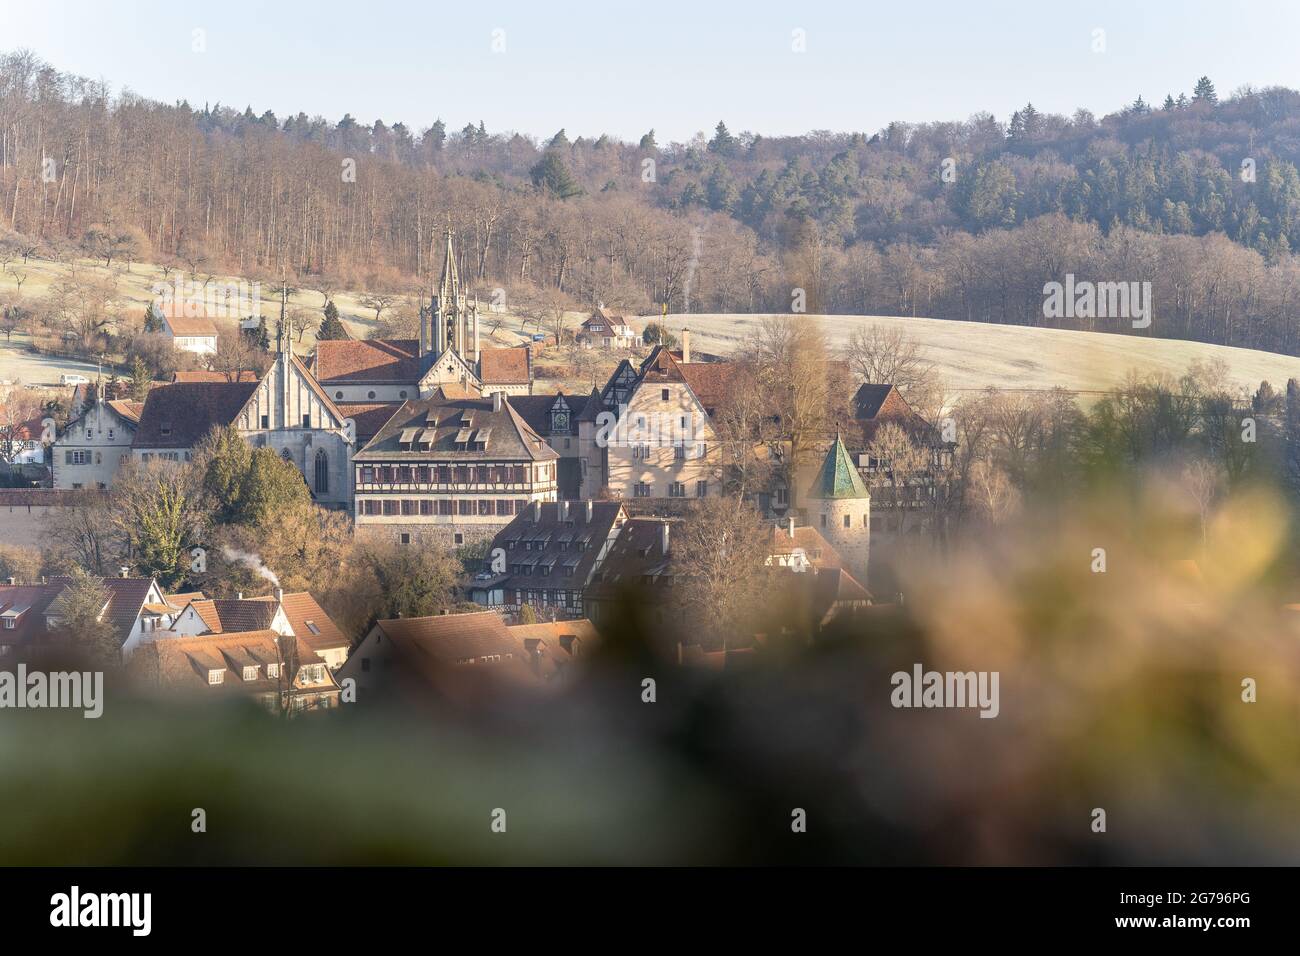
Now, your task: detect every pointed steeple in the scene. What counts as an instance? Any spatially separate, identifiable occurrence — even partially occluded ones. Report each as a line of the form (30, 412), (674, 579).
(806, 432), (870, 500)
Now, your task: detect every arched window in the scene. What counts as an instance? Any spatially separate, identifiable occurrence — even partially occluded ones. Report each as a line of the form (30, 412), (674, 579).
(314, 449), (329, 495)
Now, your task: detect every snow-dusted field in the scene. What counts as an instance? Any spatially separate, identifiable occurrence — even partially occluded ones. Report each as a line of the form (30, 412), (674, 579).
(662, 313), (1300, 396)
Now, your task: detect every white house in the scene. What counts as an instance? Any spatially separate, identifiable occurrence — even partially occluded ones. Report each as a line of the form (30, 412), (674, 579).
(161, 313), (219, 355)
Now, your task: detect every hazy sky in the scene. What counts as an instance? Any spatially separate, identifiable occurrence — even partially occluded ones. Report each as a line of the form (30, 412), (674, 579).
(4, 0), (1300, 143)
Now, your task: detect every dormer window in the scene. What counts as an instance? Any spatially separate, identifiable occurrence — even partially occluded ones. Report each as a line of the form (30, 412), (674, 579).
(208, 669), (225, 685)
(267, 663), (281, 679)
(242, 665), (259, 681)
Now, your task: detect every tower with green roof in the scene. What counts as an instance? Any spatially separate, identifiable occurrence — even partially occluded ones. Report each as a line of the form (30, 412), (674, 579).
(805, 431), (871, 584)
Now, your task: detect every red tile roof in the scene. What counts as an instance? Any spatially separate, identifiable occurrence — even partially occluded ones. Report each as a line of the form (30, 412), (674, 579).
(163, 315), (219, 337)
(478, 347), (531, 385)
(172, 370), (260, 383)
(314, 339), (427, 383)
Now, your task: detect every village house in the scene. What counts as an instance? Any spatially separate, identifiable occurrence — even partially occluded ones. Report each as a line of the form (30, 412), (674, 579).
(469, 499), (628, 619)
(165, 589), (351, 671)
(351, 388), (559, 548)
(576, 337), (731, 502)
(575, 307), (638, 349)
(339, 609), (595, 703)
(160, 312), (219, 355)
(583, 516), (681, 631)
(129, 630), (341, 714)
(311, 231), (533, 402)
(0, 572), (180, 661)
(52, 396), (142, 490)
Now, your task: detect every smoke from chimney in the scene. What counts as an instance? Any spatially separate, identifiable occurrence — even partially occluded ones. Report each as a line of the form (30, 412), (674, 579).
(221, 546), (281, 587)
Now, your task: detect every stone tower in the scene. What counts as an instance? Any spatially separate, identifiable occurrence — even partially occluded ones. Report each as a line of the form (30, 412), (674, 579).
(805, 431), (871, 585)
(423, 228), (479, 365)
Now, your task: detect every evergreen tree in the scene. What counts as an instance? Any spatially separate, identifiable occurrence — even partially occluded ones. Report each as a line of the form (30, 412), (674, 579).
(1162, 94), (1176, 111)
(317, 301), (348, 340)
(529, 152), (583, 199)
(129, 356), (151, 401)
(425, 118), (446, 151)
(639, 129), (657, 150)
(257, 316), (271, 351)
(708, 121), (738, 156)
(1193, 76), (1218, 104)
(549, 128), (570, 149)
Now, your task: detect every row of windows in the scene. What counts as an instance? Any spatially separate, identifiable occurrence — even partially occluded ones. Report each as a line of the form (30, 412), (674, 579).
(819, 512), (869, 529)
(359, 498), (529, 517)
(359, 464), (539, 485)
(510, 590), (579, 607)
(634, 481), (708, 498)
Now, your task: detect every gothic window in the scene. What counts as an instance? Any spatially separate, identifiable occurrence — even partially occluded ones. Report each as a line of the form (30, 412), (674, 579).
(314, 449), (329, 494)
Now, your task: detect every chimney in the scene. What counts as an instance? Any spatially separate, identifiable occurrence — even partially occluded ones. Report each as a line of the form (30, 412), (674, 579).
(492, 391), (503, 412)
(119, 566), (129, 579)
(585, 500), (593, 522)
(237, 592), (244, 601)
(532, 500), (541, 522)
(560, 500), (569, 521)
(660, 522), (670, 555)
(525, 638), (543, 676)
(787, 516), (796, 539)
(681, 327), (691, 364)
(275, 587), (284, 604)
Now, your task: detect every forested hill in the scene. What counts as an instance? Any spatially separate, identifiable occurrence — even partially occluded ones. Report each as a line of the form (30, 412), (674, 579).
(3, 49), (1300, 355)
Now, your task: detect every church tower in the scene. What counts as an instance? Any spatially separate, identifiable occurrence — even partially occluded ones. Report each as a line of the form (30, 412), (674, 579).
(425, 228), (479, 365)
(805, 432), (871, 585)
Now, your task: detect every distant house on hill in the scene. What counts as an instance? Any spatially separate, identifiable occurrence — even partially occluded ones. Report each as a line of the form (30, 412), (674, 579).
(160, 312), (219, 355)
(576, 307), (638, 349)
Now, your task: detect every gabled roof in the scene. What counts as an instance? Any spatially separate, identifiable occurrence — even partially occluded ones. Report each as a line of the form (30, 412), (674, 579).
(210, 599), (279, 633)
(767, 524), (845, 570)
(105, 399), (145, 423)
(162, 315), (219, 337)
(584, 517), (676, 601)
(482, 501), (626, 595)
(313, 338), (429, 384)
(806, 434), (871, 500)
(418, 345), (481, 390)
(46, 575), (161, 637)
(0, 583), (62, 648)
(131, 630), (329, 694)
(247, 592), (349, 653)
(357, 393), (558, 462)
(132, 381), (259, 448)
(478, 347), (531, 385)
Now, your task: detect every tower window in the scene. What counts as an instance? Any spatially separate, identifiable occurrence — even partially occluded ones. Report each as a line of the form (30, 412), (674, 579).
(844, 515), (851, 528)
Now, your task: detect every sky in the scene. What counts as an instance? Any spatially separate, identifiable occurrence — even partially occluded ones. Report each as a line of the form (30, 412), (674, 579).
(3, 0), (1300, 143)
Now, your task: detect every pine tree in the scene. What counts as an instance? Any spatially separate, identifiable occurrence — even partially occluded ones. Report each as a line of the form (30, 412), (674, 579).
(708, 121), (738, 156)
(129, 356), (151, 401)
(1193, 76), (1218, 105)
(317, 301), (348, 340)
(257, 316), (271, 351)
(529, 152), (583, 199)
(639, 129), (657, 150)
(1162, 94), (1176, 111)
(549, 128), (570, 149)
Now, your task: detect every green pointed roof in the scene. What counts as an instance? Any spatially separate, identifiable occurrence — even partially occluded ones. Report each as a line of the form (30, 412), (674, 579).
(806, 433), (870, 500)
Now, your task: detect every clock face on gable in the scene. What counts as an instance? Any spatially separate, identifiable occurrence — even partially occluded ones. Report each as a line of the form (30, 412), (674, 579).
(552, 411), (569, 430)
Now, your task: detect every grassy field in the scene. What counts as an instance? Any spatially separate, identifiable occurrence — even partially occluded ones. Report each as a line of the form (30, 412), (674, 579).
(662, 313), (1300, 396)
